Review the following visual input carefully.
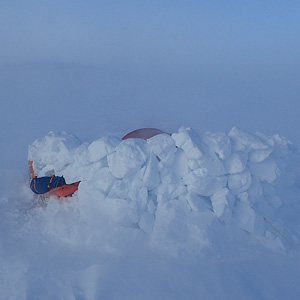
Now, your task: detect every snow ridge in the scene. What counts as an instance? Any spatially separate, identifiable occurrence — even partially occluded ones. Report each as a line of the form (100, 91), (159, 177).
(28, 126), (300, 254)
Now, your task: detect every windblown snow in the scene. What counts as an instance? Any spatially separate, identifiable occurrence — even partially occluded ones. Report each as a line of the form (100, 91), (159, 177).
(2, 126), (300, 299)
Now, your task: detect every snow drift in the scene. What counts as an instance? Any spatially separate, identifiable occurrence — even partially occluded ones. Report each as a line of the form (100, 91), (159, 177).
(27, 127), (300, 255)
(2, 126), (300, 300)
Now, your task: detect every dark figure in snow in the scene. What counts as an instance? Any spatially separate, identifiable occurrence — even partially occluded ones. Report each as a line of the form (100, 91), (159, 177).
(30, 175), (66, 194)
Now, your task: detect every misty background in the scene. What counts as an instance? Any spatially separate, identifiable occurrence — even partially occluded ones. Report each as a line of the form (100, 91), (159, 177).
(1, 0), (300, 170)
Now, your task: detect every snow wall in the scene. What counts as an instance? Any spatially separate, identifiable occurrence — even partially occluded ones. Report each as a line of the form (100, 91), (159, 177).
(27, 126), (300, 255)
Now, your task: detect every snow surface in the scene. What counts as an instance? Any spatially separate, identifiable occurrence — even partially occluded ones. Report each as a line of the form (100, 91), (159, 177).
(1, 1), (300, 297)
(1, 126), (300, 299)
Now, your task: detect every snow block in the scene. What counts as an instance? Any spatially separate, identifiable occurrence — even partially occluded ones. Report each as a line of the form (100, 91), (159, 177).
(202, 131), (232, 160)
(141, 153), (160, 189)
(28, 131), (81, 176)
(172, 127), (204, 160)
(107, 138), (149, 179)
(227, 169), (252, 195)
(88, 136), (120, 162)
(186, 192), (213, 212)
(184, 170), (227, 197)
(94, 167), (115, 194)
(229, 127), (270, 153)
(248, 148), (273, 163)
(138, 212), (155, 233)
(249, 158), (279, 183)
(147, 133), (177, 162)
(194, 152), (226, 177)
(223, 153), (246, 174)
(234, 201), (256, 233)
(211, 188), (234, 222)
(272, 134), (293, 158)
(154, 182), (187, 203)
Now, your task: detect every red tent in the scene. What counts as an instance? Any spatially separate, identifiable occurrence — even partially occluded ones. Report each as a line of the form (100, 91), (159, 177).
(122, 128), (168, 140)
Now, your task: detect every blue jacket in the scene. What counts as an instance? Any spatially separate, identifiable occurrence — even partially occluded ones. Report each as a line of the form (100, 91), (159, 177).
(30, 176), (66, 194)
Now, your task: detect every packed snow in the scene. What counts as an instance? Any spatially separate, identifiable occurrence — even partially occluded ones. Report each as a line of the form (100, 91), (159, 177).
(1, 126), (300, 299)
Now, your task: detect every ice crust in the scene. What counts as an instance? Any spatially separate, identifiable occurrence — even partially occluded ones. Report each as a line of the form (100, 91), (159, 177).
(28, 127), (300, 254)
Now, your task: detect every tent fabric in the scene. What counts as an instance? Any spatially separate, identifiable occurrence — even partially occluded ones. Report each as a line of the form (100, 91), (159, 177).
(122, 128), (167, 140)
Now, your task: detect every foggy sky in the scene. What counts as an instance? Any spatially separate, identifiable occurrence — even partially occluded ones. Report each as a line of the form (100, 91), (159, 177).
(1, 1), (299, 67)
(1, 1), (300, 170)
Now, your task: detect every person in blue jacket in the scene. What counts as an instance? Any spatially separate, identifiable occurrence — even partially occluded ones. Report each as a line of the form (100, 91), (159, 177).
(30, 175), (66, 194)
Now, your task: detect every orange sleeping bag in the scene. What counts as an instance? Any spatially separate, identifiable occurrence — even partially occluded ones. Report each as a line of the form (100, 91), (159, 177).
(48, 181), (80, 197)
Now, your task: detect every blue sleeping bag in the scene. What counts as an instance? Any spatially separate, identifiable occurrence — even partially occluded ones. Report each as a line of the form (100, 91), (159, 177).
(30, 176), (66, 194)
